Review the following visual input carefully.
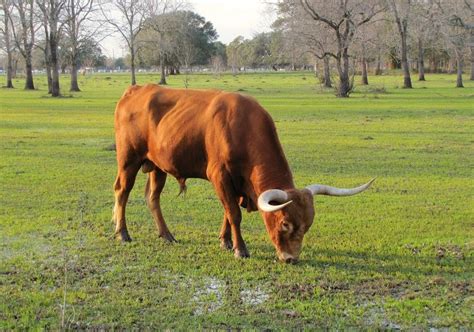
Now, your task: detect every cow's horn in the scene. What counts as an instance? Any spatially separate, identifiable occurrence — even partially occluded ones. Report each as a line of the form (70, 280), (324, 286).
(258, 189), (293, 212)
(306, 178), (376, 196)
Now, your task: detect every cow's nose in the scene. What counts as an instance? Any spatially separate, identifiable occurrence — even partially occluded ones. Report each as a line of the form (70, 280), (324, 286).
(284, 257), (298, 264)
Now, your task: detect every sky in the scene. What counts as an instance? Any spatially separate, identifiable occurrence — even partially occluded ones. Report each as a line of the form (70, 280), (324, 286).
(101, 0), (275, 58)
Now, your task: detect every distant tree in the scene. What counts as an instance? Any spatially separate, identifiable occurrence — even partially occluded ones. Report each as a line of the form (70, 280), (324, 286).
(173, 11), (218, 69)
(144, 1), (189, 85)
(212, 41), (227, 66)
(37, 0), (66, 97)
(435, 0), (473, 87)
(226, 36), (245, 74)
(0, 0), (15, 88)
(138, 8), (215, 83)
(210, 54), (225, 75)
(386, 0), (414, 88)
(36, 5), (53, 93)
(114, 57), (126, 69)
(80, 41), (104, 69)
(9, 0), (36, 90)
(272, 5), (303, 71)
(409, 1), (438, 81)
(76, 37), (104, 67)
(299, 0), (384, 97)
(64, 0), (100, 91)
(100, 0), (146, 85)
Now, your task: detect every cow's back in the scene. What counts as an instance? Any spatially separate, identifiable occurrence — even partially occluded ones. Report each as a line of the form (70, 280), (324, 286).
(115, 84), (281, 183)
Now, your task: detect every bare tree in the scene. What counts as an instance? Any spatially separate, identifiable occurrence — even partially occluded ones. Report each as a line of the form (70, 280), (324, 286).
(210, 54), (224, 77)
(146, 0), (187, 85)
(435, 0), (472, 87)
(353, 22), (379, 85)
(300, 0), (385, 97)
(9, 0), (37, 90)
(37, 0), (66, 97)
(41, 19), (53, 93)
(64, 0), (97, 91)
(35, 2), (53, 93)
(386, 0), (414, 88)
(226, 36), (245, 75)
(100, 0), (146, 85)
(445, 0), (474, 81)
(408, 1), (441, 81)
(274, 1), (333, 86)
(0, 0), (15, 88)
(304, 29), (334, 87)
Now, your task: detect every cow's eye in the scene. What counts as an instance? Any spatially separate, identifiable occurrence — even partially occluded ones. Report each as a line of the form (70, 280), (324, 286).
(281, 220), (291, 232)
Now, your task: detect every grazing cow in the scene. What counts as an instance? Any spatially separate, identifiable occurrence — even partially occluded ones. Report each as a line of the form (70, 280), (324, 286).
(113, 84), (374, 263)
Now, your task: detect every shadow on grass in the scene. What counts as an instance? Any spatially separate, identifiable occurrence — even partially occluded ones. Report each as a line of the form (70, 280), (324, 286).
(299, 247), (470, 278)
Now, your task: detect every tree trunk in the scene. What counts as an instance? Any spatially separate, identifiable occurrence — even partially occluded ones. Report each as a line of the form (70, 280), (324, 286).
(3, 11), (14, 88)
(24, 55), (35, 90)
(130, 50), (136, 85)
(361, 57), (369, 85)
(323, 56), (332, 88)
(159, 55), (167, 85)
(456, 52), (463, 88)
(46, 61), (53, 94)
(470, 46), (474, 81)
(401, 33), (412, 88)
(70, 59), (80, 92)
(375, 54), (382, 75)
(50, 35), (61, 97)
(418, 38), (425, 81)
(336, 50), (351, 98)
(6, 49), (14, 88)
(12, 58), (18, 78)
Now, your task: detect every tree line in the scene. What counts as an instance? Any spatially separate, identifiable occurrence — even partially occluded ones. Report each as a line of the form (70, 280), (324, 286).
(1, 0), (473, 98)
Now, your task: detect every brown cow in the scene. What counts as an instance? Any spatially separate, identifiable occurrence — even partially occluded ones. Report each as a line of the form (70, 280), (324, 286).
(112, 84), (374, 263)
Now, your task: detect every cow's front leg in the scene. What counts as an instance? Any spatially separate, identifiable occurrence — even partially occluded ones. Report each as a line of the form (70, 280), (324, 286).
(145, 167), (177, 242)
(210, 168), (249, 258)
(219, 216), (233, 250)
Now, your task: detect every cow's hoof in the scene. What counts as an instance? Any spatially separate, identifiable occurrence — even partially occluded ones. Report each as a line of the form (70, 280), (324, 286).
(115, 229), (132, 242)
(234, 247), (250, 258)
(160, 232), (177, 243)
(220, 238), (233, 250)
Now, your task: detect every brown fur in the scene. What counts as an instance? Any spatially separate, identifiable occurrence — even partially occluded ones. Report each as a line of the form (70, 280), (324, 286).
(112, 84), (315, 261)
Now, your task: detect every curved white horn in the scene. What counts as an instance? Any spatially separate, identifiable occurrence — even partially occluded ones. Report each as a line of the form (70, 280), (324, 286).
(258, 189), (293, 212)
(306, 178), (376, 196)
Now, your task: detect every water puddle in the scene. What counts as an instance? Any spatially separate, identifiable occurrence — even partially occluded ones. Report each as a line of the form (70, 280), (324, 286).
(192, 277), (269, 315)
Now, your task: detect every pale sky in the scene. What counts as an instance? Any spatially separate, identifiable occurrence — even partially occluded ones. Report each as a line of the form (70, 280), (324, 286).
(101, 0), (275, 58)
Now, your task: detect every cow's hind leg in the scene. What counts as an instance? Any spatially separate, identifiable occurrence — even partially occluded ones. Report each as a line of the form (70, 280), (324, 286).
(145, 167), (177, 242)
(219, 216), (233, 250)
(209, 168), (249, 258)
(113, 162), (141, 242)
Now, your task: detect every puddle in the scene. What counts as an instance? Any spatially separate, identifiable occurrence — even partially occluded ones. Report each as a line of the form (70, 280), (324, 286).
(361, 302), (401, 330)
(192, 277), (224, 316)
(241, 287), (269, 306)
(192, 278), (270, 315)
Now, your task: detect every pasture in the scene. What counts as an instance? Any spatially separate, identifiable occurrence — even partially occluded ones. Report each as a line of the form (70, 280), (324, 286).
(0, 72), (472, 329)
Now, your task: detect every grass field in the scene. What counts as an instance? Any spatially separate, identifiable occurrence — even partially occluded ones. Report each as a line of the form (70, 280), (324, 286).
(0, 71), (473, 329)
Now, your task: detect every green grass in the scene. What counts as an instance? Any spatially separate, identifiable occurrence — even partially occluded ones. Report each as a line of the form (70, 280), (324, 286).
(1, 71), (473, 329)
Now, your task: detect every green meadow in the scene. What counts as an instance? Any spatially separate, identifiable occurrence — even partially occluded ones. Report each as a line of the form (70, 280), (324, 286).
(0, 72), (472, 329)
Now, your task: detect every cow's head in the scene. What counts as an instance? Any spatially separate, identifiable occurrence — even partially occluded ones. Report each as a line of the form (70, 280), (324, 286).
(258, 179), (375, 263)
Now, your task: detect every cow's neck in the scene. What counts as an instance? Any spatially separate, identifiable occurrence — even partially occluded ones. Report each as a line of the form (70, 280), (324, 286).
(250, 157), (295, 197)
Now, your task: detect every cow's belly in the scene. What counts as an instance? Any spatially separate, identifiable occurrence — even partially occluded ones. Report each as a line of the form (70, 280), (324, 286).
(147, 134), (208, 180)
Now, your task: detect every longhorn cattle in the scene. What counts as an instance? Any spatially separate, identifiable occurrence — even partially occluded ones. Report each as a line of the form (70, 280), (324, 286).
(113, 84), (374, 263)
